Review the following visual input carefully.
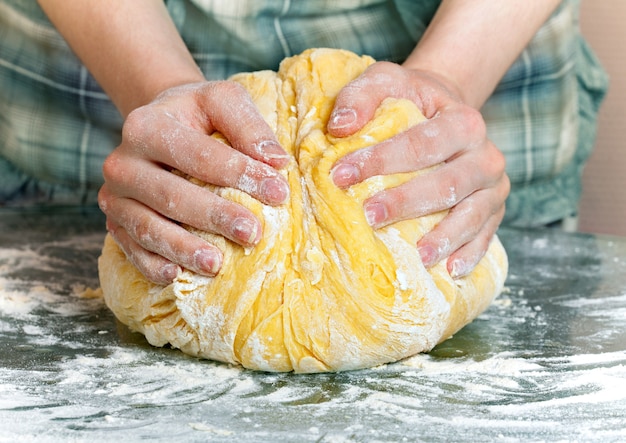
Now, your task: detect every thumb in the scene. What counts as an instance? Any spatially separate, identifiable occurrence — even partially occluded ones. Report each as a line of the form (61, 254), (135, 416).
(327, 63), (398, 138)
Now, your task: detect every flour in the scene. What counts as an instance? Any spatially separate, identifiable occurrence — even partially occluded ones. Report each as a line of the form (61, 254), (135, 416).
(532, 237), (549, 250)
(3, 269), (626, 442)
(0, 286), (41, 318)
(0, 277), (103, 319)
(402, 352), (543, 375)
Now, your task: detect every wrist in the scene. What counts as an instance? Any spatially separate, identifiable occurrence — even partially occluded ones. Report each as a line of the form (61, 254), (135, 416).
(119, 61), (205, 117)
(402, 0), (561, 109)
(402, 51), (489, 109)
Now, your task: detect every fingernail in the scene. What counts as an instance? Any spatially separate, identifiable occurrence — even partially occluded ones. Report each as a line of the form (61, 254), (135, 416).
(329, 108), (357, 129)
(232, 217), (259, 245)
(449, 258), (472, 279)
(418, 245), (437, 268)
(194, 249), (221, 275)
(364, 201), (387, 227)
(331, 163), (360, 187)
(257, 140), (290, 165)
(260, 177), (290, 204)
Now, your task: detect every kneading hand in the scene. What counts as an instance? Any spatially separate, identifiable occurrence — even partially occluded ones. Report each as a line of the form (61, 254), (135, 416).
(327, 61), (510, 278)
(98, 81), (291, 285)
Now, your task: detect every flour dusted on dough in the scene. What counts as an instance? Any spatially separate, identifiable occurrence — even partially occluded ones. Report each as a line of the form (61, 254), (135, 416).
(98, 49), (508, 373)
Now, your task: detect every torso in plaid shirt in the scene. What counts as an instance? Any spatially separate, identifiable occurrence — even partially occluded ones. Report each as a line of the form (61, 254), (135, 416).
(0, 0), (608, 226)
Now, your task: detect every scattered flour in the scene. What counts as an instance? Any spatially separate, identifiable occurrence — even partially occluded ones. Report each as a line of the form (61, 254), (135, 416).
(2, 215), (626, 442)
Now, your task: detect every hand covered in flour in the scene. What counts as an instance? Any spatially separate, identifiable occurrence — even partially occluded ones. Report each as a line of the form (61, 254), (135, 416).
(98, 81), (291, 285)
(328, 62), (510, 278)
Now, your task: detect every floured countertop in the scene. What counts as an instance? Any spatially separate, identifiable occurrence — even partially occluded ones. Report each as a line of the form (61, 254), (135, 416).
(1, 206), (625, 442)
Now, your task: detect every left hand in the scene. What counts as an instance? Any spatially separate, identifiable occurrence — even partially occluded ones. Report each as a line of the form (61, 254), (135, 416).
(327, 61), (510, 278)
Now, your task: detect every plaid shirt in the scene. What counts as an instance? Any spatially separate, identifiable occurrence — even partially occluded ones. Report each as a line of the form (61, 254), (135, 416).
(0, 0), (607, 226)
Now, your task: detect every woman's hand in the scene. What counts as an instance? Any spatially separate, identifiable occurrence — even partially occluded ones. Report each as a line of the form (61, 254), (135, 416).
(98, 81), (291, 285)
(37, 2), (292, 285)
(328, 61), (510, 278)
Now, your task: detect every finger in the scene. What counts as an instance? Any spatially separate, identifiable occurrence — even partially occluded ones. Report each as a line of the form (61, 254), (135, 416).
(101, 160), (263, 247)
(415, 177), (508, 271)
(106, 218), (181, 285)
(197, 81), (291, 169)
(331, 105), (485, 189)
(446, 208), (505, 279)
(362, 145), (504, 228)
(328, 61), (414, 137)
(101, 186), (224, 280)
(415, 194), (504, 268)
(119, 113), (290, 206)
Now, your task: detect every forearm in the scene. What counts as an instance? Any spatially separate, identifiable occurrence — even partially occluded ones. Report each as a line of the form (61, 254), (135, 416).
(404, 0), (561, 108)
(37, 0), (204, 117)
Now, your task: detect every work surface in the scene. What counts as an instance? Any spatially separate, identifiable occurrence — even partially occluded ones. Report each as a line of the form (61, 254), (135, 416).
(0, 207), (625, 442)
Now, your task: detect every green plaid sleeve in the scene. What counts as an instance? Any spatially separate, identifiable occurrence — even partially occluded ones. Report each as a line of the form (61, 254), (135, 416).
(0, 0), (608, 227)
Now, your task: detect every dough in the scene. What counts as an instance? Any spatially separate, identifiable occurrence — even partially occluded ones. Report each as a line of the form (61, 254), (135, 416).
(98, 49), (508, 373)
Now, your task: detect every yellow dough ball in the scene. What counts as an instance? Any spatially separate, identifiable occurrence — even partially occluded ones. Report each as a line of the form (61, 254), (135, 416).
(98, 48), (508, 373)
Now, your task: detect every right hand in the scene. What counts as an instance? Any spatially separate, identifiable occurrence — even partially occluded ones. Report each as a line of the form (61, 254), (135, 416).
(328, 62), (509, 278)
(98, 81), (291, 285)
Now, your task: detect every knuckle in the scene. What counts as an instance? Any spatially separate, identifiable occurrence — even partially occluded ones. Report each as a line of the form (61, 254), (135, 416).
(97, 185), (112, 213)
(427, 230), (453, 259)
(368, 61), (402, 79)
(493, 146), (507, 172)
(439, 173), (461, 207)
(127, 248), (168, 285)
(461, 107), (487, 140)
(360, 146), (385, 176)
(122, 107), (149, 143)
(101, 151), (123, 182)
(475, 223), (496, 252)
(133, 214), (157, 246)
(205, 199), (259, 244)
(450, 202), (483, 242)
(142, 268), (165, 285)
(163, 187), (184, 214)
(201, 197), (231, 232)
(404, 128), (439, 169)
(485, 144), (507, 179)
(500, 172), (511, 199)
(405, 130), (424, 165)
(478, 230), (492, 249)
(342, 61), (400, 95)
(211, 80), (247, 99)
(381, 186), (406, 219)
(466, 205), (487, 236)
(493, 204), (506, 224)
